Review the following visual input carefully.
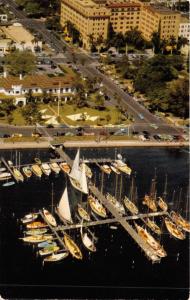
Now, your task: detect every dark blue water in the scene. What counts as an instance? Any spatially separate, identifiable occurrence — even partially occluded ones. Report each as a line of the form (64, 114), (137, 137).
(0, 147), (189, 299)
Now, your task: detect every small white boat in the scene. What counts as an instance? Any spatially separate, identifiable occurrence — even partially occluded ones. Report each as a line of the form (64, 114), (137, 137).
(113, 160), (132, 176)
(26, 221), (48, 229)
(43, 252), (69, 262)
(50, 162), (60, 174)
(38, 241), (57, 248)
(80, 224), (96, 252)
(39, 245), (60, 256)
(8, 160), (13, 167)
(0, 167), (6, 172)
(13, 168), (24, 182)
(0, 172), (12, 181)
(25, 228), (48, 235)
(41, 163), (51, 176)
(20, 234), (53, 243)
(2, 181), (15, 187)
(22, 166), (32, 178)
(43, 209), (57, 227)
(21, 213), (38, 224)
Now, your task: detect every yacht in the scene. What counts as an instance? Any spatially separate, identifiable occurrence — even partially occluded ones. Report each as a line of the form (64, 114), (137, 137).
(164, 217), (186, 239)
(88, 195), (107, 218)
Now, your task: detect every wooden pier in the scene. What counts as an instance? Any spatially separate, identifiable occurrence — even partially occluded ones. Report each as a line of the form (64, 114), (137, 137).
(89, 184), (161, 262)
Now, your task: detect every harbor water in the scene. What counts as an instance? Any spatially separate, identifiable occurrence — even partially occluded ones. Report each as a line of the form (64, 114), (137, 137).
(0, 147), (189, 299)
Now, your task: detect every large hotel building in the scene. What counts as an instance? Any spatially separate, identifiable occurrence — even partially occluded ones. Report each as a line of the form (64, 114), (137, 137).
(60, 0), (182, 48)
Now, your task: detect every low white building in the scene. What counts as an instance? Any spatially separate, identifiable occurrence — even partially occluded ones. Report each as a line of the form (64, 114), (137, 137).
(0, 23), (42, 52)
(0, 74), (76, 102)
(0, 38), (12, 56)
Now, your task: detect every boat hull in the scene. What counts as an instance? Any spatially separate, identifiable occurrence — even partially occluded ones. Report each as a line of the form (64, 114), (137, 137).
(63, 235), (83, 260)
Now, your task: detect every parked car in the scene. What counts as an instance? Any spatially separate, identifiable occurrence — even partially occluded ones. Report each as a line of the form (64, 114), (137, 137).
(11, 133), (23, 137)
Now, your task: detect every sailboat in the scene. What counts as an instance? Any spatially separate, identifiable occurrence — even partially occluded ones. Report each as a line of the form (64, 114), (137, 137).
(164, 217), (186, 239)
(63, 234), (83, 260)
(99, 164), (112, 175)
(13, 168), (24, 182)
(43, 209), (57, 227)
(170, 211), (190, 233)
(69, 149), (88, 194)
(134, 223), (167, 258)
(106, 193), (125, 215)
(80, 223), (96, 252)
(50, 162), (60, 174)
(110, 164), (120, 175)
(158, 174), (168, 211)
(77, 204), (91, 221)
(21, 213), (38, 224)
(88, 195), (107, 218)
(143, 179), (157, 212)
(123, 177), (139, 215)
(57, 186), (73, 224)
(20, 234), (53, 243)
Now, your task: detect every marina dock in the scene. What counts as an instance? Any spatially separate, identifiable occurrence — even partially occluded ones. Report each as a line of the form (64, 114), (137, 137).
(1, 157), (19, 183)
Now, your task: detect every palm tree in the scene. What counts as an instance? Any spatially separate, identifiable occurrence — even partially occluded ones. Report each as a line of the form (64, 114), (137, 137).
(160, 39), (167, 54)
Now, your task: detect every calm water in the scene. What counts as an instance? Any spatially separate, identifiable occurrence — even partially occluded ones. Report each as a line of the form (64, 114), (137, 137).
(0, 147), (189, 299)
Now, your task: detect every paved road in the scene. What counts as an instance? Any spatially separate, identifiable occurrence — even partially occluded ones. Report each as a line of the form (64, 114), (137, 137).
(2, 0), (184, 136)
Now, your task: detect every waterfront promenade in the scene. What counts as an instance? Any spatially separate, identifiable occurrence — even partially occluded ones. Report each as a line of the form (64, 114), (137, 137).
(0, 139), (188, 149)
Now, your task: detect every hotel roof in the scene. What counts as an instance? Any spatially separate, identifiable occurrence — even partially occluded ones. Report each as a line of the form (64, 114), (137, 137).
(0, 75), (75, 90)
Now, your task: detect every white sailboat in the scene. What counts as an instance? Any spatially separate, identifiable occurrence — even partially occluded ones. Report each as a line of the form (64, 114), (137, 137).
(69, 149), (88, 194)
(57, 186), (73, 224)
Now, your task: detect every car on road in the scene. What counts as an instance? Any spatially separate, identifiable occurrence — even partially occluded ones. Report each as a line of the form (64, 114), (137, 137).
(3, 134), (11, 138)
(153, 135), (161, 141)
(138, 114), (144, 120)
(32, 132), (42, 137)
(150, 123), (158, 129)
(11, 133), (23, 138)
(142, 130), (149, 135)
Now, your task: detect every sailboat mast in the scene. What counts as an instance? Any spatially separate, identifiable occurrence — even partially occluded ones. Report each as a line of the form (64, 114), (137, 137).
(115, 174), (118, 198)
(51, 182), (54, 214)
(163, 174), (168, 200)
(119, 174), (123, 202)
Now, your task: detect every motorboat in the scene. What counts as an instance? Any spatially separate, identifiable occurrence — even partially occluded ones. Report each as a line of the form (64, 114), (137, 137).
(88, 195), (107, 218)
(143, 195), (157, 212)
(21, 213), (38, 224)
(100, 164), (112, 175)
(50, 162), (60, 174)
(164, 217), (186, 240)
(31, 164), (42, 178)
(106, 193), (125, 215)
(0, 172), (12, 181)
(8, 160), (13, 167)
(26, 221), (48, 229)
(41, 163), (51, 176)
(63, 234), (83, 260)
(77, 204), (91, 222)
(69, 150), (88, 194)
(39, 245), (60, 256)
(59, 162), (71, 174)
(123, 196), (138, 215)
(135, 223), (167, 258)
(170, 211), (190, 233)
(145, 218), (162, 235)
(22, 166), (32, 178)
(158, 197), (168, 212)
(13, 168), (24, 182)
(20, 234), (53, 243)
(113, 160), (132, 175)
(0, 167), (6, 172)
(43, 209), (57, 227)
(43, 252), (69, 262)
(25, 228), (48, 235)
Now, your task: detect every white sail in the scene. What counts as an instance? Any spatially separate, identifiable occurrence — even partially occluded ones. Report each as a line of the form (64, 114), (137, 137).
(69, 149), (88, 194)
(57, 187), (72, 223)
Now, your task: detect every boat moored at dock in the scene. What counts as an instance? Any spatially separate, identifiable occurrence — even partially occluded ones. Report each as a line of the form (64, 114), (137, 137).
(88, 195), (107, 218)
(31, 164), (42, 178)
(13, 168), (24, 182)
(50, 162), (60, 174)
(164, 217), (186, 239)
(43, 209), (57, 227)
(63, 234), (83, 260)
(21, 213), (38, 224)
(170, 211), (190, 233)
(123, 196), (138, 215)
(22, 166), (32, 178)
(43, 252), (69, 262)
(41, 163), (51, 176)
(77, 204), (91, 222)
